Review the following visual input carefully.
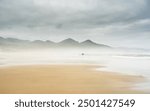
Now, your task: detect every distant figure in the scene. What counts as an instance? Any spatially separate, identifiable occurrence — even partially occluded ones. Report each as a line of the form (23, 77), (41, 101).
(81, 53), (85, 56)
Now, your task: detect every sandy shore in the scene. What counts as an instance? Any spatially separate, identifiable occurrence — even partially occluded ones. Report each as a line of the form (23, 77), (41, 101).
(0, 65), (144, 94)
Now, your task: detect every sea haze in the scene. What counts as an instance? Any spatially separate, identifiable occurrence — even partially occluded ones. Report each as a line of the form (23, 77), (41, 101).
(0, 46), (150, 91)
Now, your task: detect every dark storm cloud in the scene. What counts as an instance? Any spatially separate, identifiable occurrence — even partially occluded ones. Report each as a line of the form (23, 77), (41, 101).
(0, 0), (150, 48)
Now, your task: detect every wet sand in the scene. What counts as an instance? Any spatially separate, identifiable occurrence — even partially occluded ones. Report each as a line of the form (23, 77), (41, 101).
(0, 65), (144, 94)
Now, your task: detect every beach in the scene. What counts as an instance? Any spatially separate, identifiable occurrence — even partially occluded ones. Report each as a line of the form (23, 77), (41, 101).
(0, 65), (144, 94)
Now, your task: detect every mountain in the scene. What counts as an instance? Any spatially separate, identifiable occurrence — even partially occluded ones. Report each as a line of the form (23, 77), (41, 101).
(31, 40), (54, 44)
(0, 37), (29, 43)
(0, 37), (6, 44)
(80, 40), (110, 48)
(0, 37), (111, 49)
(0, 37), (29, 46)
(31, 40), (55, 47)
(0, 36), (5, 41)
(58, 38), (79, 47)
(58, 38), (110, 48)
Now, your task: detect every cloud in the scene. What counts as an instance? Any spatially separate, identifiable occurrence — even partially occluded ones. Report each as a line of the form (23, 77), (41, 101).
(0, 0), (148, 29)
(0, 0), (150, 48)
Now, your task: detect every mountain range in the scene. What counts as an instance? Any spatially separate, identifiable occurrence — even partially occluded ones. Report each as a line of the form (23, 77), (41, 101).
(0, 37), (110, 49)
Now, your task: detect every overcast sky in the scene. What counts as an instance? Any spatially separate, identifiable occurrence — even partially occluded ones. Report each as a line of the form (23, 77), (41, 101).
(0, 0), (150, 48)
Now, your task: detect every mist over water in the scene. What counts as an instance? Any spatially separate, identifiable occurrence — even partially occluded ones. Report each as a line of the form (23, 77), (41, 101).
(0, 48), (150, 91)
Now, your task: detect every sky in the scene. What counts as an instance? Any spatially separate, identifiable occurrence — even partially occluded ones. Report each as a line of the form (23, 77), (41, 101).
(0, 0), (150, 48)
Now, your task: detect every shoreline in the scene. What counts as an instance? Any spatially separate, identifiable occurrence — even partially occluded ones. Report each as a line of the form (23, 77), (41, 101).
(0, 64), (146, 94)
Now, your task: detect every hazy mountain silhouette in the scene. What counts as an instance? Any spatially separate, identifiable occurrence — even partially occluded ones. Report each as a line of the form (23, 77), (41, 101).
(0, 37), (111, 49)
(0, 37), (30, 49)
(58, 38), (79, 47)
(30, 40), (55, 48)
(80, 40), (109, 48)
